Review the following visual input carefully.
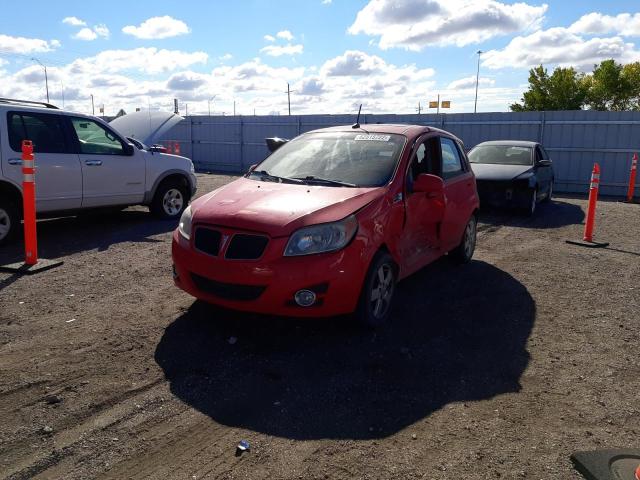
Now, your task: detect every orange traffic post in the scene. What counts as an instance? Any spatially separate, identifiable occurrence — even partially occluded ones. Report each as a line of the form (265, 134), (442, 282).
(635, 463), (640, 480)
(565, 162), (609, 248)
(21, 140), (38, 265)
(0, 140), (63, 275)
(583, 163), (600, 242)
(627, 153), (638, 202)
(174, 141), (181, 155)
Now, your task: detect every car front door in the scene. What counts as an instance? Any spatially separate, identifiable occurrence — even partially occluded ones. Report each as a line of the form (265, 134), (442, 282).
(400, 136), (443, 272)
(69, 117), (145, 208)
(535, 145), (553, 197)
(3, 111), (82, 212)
(439, 137), (475, 252)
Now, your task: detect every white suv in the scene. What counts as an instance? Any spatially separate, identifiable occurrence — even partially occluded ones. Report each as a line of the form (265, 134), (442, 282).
(0, 98), (197, 245)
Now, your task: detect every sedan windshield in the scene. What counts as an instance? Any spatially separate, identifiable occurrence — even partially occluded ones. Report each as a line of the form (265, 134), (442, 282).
(251, 132), (406, 187)
(468, 145), (533, 166)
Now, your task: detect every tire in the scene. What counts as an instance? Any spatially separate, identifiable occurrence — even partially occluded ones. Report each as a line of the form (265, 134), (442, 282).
(523, 188), (537, 216)
(151, 180), (188, 219)
(0, 201), (19, 247)
(355, 251), (398, 328)
(542, 180), (553, 203)
(449, 214), (477, 264)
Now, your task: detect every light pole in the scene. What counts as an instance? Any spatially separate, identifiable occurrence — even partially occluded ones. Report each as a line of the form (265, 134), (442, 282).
(208, 95), (216, 116)
(474, 50), (483, 114)
(31, 57), (49, 103)
(285, 83), (296, 115)
(90, 94), (95, 115)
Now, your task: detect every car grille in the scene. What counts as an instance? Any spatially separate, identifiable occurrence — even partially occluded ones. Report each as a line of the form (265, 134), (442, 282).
(477, 180), (514, 202)
(225, 234), (269, 260)
(194, 228), (222, 256)
(190, 272), (266, 301)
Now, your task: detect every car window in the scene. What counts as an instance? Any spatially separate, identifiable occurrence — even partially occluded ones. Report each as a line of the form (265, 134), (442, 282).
(8, 112), (69, 154)
(71, 117), (125, 155)
(440, 137), (464, 180)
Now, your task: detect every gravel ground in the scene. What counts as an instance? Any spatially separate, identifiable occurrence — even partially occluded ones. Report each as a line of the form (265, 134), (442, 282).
(0, 173), (639, 480)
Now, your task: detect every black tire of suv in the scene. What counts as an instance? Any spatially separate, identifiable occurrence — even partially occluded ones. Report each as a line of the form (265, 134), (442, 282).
(151, 179), (189, 219)
(355, 251), (398, 329)
(0, 200), (20, 247)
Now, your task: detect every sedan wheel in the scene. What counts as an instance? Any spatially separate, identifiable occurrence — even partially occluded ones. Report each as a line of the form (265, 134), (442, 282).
(450, 215), (477, 264)
(542, 181), (553, 203)
(524, 188), (537, 216)
(356, 252), (397, 328)
(370, 264), (395, 320)
(0, 208), (11, 242)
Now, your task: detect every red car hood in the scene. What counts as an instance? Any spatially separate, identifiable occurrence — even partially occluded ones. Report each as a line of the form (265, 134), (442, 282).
(191, 177), (385, 237)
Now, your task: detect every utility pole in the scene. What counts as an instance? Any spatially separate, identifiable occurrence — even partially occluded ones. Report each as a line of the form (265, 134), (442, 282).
(417, 101), (422, 114)
(285, 83), (296, 115)
(90, 94), (95, 115)
(208, 95), (216, 116)
(31, 57), (49, 103)
(185, 104), (188, 117)
(474, 50), (483, 114)
(437, 93), (440, 115)
(233, 100), (236, 116)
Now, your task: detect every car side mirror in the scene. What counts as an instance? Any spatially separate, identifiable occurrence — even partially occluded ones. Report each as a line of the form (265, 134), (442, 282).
(123, 143), (135, 156)
(537, 159), (552, 166)
(413, 173), (444, 198)
(265, 137), (289, 153)
(248, 164), (258, 173)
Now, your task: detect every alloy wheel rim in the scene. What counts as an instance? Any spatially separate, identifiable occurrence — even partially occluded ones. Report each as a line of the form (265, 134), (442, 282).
(162, 189), (184, 216)
(0, 208), (10, 240)
(371, 263), (394, 319)
(464, 218), (476, 259)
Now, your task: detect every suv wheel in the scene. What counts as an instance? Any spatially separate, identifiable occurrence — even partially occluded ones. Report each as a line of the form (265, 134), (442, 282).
(151, 180), (188, 219)
(450, 215), (477, 264)
(356, 252), (397, 328)
(0, 201), (19, 246)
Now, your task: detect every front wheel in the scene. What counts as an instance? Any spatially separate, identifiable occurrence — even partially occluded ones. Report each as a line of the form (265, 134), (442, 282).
(355, 252), (398, 328)
(0, 201), (19, 247)
(523, 188), (537, 216)
(542, 180), (553, 203)
(151, 180), (188, 219)
(449, 215), (477, 264)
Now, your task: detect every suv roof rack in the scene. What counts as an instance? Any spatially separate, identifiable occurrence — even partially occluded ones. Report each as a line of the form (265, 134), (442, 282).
(0, 97), (59, 109)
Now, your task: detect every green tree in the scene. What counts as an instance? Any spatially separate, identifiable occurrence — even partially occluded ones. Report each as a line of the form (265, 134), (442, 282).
(621, 62), (640, 110)
(584, 59), (634, 111)
(510, 65), (587, 111)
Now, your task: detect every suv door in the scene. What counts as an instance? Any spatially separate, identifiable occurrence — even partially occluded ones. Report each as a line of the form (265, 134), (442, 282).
(439, 137), (475, 251)
(69, 117), (145, 208)
(4, 111), (82, 212)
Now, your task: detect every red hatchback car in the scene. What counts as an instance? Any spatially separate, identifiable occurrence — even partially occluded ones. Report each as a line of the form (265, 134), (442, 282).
(172, 124), (479, 326)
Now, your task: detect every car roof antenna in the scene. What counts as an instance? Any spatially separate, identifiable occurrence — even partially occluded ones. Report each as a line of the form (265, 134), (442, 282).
(352, 104), (363, 129)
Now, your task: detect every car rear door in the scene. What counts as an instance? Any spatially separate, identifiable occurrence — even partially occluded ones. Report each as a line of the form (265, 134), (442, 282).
(69, 116), (145, 208)
(439, 136), (475, 251)
(3, 110), (82, 212)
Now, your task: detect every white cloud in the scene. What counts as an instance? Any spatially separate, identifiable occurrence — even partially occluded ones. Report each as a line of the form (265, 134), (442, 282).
(569, 12), (640, 37)
(260, 44), (304, 57)
(321, 50), (387, 76)
(483, 27), (640, 69)
(74, 27), (98, 41)
(322, 0), (332, 4)
(219, 53), (233, 61)
(93, 24), (110, 38)
(122, 16), (190, 39)
(0, 34), (60, 53)
(62, 16), (86, 26)
(276, 30), (294, 41)
(349, 0), (548, 50)
(447, 75), (495, 90)
(264, 34), (276, 42)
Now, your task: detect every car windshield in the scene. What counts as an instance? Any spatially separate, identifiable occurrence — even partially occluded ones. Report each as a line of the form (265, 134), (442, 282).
(251, 132), (406, 187)
(468, 145), (533, 166)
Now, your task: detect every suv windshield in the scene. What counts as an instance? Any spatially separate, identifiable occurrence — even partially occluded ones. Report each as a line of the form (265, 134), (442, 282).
(468, 145), (533, 166)
(251, 132), (406, 187)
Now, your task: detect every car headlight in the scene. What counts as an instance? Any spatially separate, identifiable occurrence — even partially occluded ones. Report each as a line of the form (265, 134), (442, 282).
(178, 205), (193, 240)
(189, 161), (195, 174)
(284, 215), (358, 256)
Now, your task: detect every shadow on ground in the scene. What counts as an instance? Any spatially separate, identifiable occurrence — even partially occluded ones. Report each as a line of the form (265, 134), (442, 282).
(479, 198), (585, 229)
(0, 209), (176, 265)
(155, 259), (535, 440)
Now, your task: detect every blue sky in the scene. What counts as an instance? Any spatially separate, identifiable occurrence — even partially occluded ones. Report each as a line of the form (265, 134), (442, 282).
(1, 0), (639, 115)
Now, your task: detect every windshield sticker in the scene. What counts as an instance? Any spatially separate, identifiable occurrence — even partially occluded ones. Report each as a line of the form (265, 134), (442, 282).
(354, 134), (391, 142)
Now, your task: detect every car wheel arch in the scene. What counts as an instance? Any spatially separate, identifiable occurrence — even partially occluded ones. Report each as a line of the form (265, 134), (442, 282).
(0, 180), (23, 211)
(147, 172), (192, 205)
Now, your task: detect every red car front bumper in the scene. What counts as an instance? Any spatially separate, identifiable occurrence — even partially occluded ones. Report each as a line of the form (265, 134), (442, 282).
(171, 230), (370, 317)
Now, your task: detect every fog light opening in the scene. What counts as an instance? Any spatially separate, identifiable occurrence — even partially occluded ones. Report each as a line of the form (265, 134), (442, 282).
(294, 289), (317, 307)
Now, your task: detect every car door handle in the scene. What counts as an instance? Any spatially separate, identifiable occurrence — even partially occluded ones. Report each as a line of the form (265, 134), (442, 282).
(8, 158), (22, 165)
(85, 160), (103, 166)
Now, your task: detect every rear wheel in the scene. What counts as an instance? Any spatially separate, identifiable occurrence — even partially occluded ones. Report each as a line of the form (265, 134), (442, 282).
(356, 252), (397, 328)
(542, 180), (553, 203)
(0, 201), (19, 247)
(449, 215), (477, 264)
(151, 180), (188, 219)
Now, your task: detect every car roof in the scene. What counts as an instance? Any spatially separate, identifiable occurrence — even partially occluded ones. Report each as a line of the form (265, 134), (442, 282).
(305, 123), (463, 142)
(474, 140), (539, 147)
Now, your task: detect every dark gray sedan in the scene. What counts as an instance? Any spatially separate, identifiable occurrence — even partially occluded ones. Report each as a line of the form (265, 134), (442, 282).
(468, 140), (554, 216)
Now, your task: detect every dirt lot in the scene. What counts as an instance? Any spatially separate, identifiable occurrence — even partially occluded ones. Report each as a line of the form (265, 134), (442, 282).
(1, 173), (639, 480)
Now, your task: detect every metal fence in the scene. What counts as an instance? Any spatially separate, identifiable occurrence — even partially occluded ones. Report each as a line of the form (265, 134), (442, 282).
(158, 111), (640, 196)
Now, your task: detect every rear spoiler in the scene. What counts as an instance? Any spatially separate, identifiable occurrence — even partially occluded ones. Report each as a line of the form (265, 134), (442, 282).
(265, 137), (289, 153)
